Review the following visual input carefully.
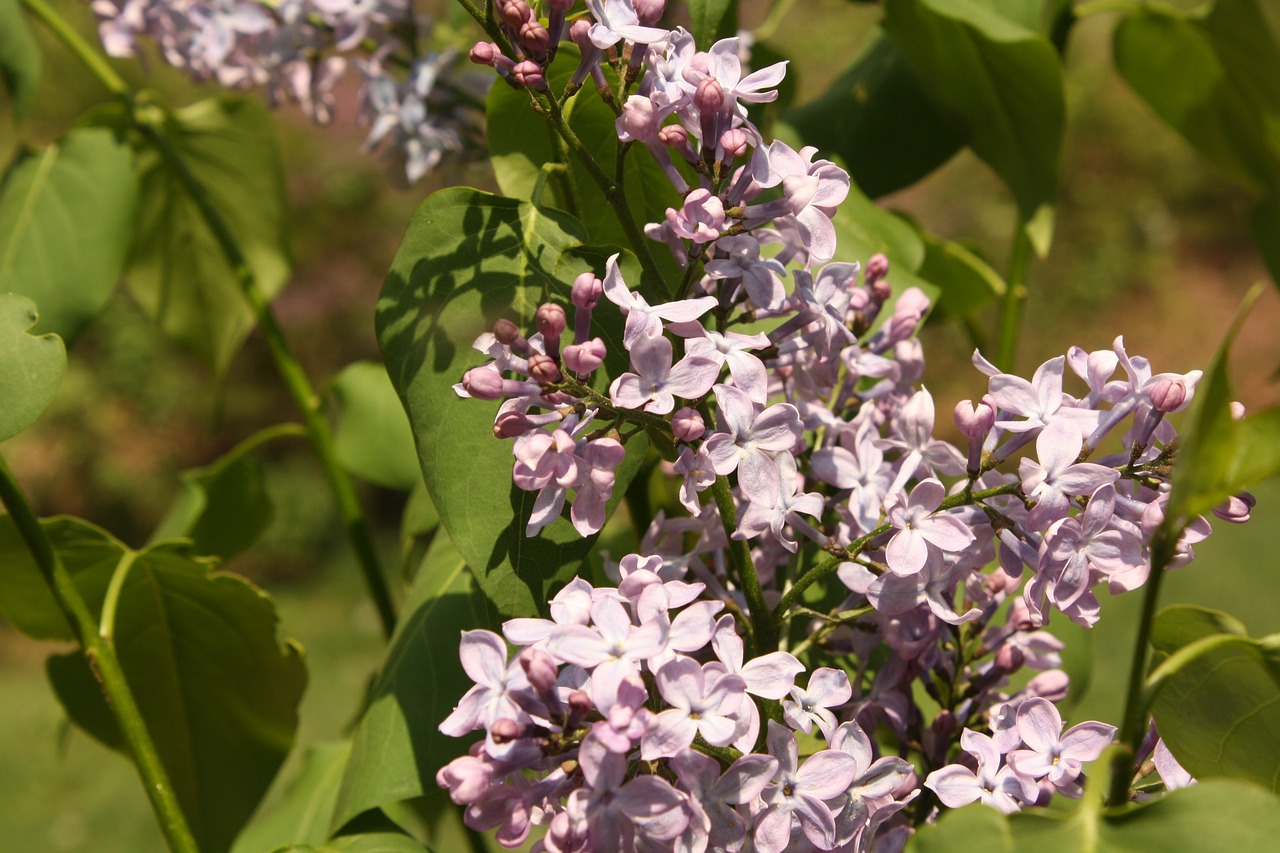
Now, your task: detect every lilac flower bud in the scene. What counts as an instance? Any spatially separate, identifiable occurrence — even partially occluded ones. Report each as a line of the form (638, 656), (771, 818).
(494, 411), (532, 438)
(537, 303), (566, 358)
(470, 41), (499, 66)
(1024, 670), (1070, 703)
(529, 353), (563, 384)
(512, 60), (547, 91)
(619, 96), (659, 142)
(995, 643), (1026, 674)
(500, 0), (533, 30)
(1213, 491), (1255, 523)
(568, 18), (593, 49)
(566, 689), (592, 727)
(865, 252), (890, 284)
(520, 21), (550, 61)
(634, 0), (666, 25)
(490, 717), (523, 744)
(1149, 376), (1189, 413)
(571, 272), (602, 341)
(462, 367), (507, 400)
(695, 78), (724, 154)
(493, 318), (523, 347)
(720, 127), (748, 161)
(563, 338), (607, 376)
(672, 407), (705, 442)
(955, 397), (996, 475)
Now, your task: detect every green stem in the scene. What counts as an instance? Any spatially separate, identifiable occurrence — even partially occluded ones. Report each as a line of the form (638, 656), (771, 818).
(0, 455), (201, 853)
(711, 475), (775, 654)
(539, 94), (672, 301)
(995, 226), (1033, 372)
(1107, 521), (1180, 806)
(134, 121), (398, 639)
(23, 0), (399, 640)
(20, 0), (130, 98)
(99, 549), (140, 642)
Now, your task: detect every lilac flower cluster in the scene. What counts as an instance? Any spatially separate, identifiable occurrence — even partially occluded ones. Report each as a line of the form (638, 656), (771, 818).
(437, 564), (920, 853)
(89, 0), (476, 180)
(440, 0), (1244, 847)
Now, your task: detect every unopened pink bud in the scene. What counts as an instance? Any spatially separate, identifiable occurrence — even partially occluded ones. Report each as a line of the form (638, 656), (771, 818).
(571, 272), (602, 310)
(519, 648), (560, 697)
(954, 398), (996, 439)
(569, 18), (592, 48)
(494, 411), (531, 438)
(1149, 376), (1188, 413)
(865, 253), (889, 283)
(620, 96), (658, 141)
(658, 124), (688, 147)
(994, 643), (1025, 674)
(1024, 670), (1070, 703)
(500, 0), (533, 29)
(1213, 491), (1255, 523)
(695, 77), (723, 119)
(463, 367), (507, 400)
(529, 353), (563, 384)
(469, 41), (499, 66)
(493, 318), (521, 345)
(537, 303), (567, 339)
(520, 21), (550, 57)
(633, 0), (665, 25)
(567, 689), (592, 724)
(719, 128), (748, 159)
(513, 60), (547, 91)
(672, 407), (705, 442)
(563, 338), (607, 376)
(490, 718), (523, 743)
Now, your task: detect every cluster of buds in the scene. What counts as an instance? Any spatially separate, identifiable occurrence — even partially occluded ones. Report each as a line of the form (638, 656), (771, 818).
(89, 0), (479, 180)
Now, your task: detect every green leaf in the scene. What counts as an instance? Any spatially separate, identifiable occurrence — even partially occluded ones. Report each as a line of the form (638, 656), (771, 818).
(0, 293), (65, 442)
(486, 46), (679, 279)
(1164, 286), (1280, 526)
(1150, 604), (1246, 659)
(375, 188), (645, 617)
(907, 779), (1280, 852)
(127, 97), (291, 374)
(0, 0), (40, 123)
(882, 0), (1064, 254)
(0, 129), (138, 344)
(1148, 626), (1280, 794)
(269, 833), (429, 853)
(332, 361), (421, 492)
(0, 516), (122, 642)
(47, 538), (306, 853)
(785, 30), (965, 198)
(917, 232), (1007, 322)
(232, 742), (352, 853)
(333, 532), (498, 830)
(1114, 0), (1280, 196)
(1247, 190), (1280, 287)
(689, 0), (739, 47)
(151, 425), (299, 560)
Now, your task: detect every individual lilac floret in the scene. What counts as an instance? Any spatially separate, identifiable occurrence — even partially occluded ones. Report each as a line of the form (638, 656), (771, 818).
(704, 384), (804, 507)
(1019, 420), (1119, 530)
(672, 749), (778, 853)
(882, 478), (976, 577)
(925, 729), (1037, 814)
(755, 721), (858, 853)
(782, 667), (852, 737)
(641, 657), (747, 758)
(583, 0), (670, 49)
(1006, 697), (1116, 790)
(609, 333), (719, 414)
(601, 253), (717, 346)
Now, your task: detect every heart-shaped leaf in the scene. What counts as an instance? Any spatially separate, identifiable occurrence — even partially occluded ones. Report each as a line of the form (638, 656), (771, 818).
(0, 128), (138, 343)
(0, 293), (65, 442)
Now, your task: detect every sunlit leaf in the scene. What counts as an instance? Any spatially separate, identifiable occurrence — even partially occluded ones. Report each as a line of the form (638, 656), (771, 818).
(0, 293), (65, 442)
(126, 97), (291, 373)
(46, 537), (305, 852)
(0, 129), (136, 344)
(689, 0), (739, 47)
(917, 233), (1007, 322)
(375, 188), (646, 617)
(332, 361), (420, 492)
(883, 0), (1064, 254)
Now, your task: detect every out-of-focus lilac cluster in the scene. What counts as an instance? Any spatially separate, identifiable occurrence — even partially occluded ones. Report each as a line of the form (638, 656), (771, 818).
(442, 0), (1245, 848)
(88, 0), (477, 180)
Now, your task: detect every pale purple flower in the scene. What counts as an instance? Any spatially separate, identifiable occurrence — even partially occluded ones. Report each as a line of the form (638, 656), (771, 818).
(642, 658), (747, 758)
(867, 551), (981, 624)
(609, 333), (719, 414)
(671, 750), (778, 853)
(1153, 738), (1195, 790)
(1019, 420), (1119, 530)
(601, 253), (717, 346)
(710, 615), (804, 700)
(546, 596), (669, 682)
(782, 667), (851, 737)
(665, 188), (726, 243)
(924, 729), (1037, 814)
(734, 450), (827, 551)
(1006, 698), (1116, 788)
(1039, 482), (1142, 607)
(746, 141), (849, 263)
(583, 0), (669, 49)
(685, 329), (772, 404)
(755, 721), (857, 853)
(565, 735), (689, 849)
(882, 479), (976, 577)
(704, 384), (804, 507)
(439, 630), (531, 752)
(704, 234), (788, 310)
(988, 355), (1101, 437)
(877, 388), (966, 494)
(826, 721), (914, 841)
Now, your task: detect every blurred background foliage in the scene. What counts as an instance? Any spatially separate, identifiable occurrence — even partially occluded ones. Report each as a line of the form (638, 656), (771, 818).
(1, 0), (1278, 849)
